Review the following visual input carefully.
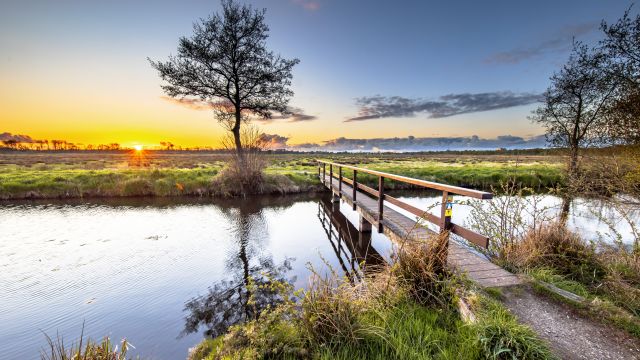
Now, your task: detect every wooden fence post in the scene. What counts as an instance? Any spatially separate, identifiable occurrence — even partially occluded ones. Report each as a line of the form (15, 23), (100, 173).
(378, 176), (384, 233)
(352, 170), (357, 210)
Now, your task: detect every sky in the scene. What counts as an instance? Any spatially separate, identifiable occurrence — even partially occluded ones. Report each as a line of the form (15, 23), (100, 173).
(0, 0), (636, 149)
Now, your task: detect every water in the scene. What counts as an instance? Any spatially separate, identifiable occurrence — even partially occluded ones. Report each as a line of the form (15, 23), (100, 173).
(392, 192), (639, 246)
(0, 194), (393, 359)
(1, 192), (637, 359)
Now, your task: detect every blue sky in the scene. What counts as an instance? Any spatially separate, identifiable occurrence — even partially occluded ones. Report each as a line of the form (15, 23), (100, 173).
(0, 0), (636, 148)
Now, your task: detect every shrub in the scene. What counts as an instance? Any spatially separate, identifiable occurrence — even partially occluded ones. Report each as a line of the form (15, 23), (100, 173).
(391, 234), (454, 308)
(502, 224), (605, 286)
(300, 272), (380, 348)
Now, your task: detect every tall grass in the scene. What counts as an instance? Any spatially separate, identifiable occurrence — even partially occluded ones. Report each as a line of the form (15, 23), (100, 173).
(40, 326), (133, 360)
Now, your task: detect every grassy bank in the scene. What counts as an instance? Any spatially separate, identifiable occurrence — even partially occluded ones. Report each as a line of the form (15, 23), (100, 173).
(186, 237), (553, 360)
(0, 152), (564, 199)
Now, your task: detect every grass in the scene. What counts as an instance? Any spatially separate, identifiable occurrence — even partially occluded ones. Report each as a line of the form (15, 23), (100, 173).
(40, 327), (133, 360)
(0, 151), (564, 199)
(186, 235), (555, 360)
(492, 223), (640, 338)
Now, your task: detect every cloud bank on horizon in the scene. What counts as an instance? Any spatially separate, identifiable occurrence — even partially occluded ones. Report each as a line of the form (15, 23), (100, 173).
(286, 134), (547, 152)
(346, 92), (542, 122)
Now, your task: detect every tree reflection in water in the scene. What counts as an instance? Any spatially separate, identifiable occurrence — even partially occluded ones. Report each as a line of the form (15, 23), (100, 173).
(182, 196), (298, 338)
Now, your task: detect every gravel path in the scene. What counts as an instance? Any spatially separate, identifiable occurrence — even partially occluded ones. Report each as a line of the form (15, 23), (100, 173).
(500, 286), (640, 360)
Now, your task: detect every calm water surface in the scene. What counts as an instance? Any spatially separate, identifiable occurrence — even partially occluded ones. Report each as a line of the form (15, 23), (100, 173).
(0, 194), (393, 359)
(1, 192), (637, 359)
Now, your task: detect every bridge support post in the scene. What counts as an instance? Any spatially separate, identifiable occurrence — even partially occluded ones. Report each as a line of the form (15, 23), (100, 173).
(331, 193), (340, 203)
(359, 215), (372, 233)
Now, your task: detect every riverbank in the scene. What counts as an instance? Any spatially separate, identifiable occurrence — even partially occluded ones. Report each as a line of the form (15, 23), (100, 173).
(186, 238), (554, 360)
(0, 152), (564, 200)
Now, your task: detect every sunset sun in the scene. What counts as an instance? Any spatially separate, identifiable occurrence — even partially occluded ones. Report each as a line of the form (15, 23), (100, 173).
(133, 144), (143, 151)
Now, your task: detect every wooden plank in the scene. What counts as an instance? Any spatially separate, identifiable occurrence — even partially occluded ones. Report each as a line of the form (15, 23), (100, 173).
(467, 268), (516, 280)
(476, 276), (522, 288)
(452, 262), (501, 272)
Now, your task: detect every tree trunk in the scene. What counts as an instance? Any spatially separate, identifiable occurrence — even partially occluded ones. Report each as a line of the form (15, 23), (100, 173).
(233, 108), (245, 165)
(568, 146), (579, 179)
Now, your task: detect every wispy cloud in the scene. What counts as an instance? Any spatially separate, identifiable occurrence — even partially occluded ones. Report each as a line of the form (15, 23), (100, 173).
(162, 97), (316, 122)
(264, 107), (317, 122)
(346, 92), (542, 122)
(161, 96), (233, 111)
(485, 22), (598, 64)
(292, 0), (320, 11)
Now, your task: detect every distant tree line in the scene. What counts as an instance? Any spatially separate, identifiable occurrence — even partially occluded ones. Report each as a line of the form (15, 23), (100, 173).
(0, 139), (122, 151)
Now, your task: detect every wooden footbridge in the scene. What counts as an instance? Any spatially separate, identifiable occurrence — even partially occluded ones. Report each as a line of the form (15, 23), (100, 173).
(317, 160), (521, 288)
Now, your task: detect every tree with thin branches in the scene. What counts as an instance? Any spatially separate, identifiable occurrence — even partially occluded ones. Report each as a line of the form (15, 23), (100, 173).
(531, 43), (618, 178)
(149, 0), (299, 165)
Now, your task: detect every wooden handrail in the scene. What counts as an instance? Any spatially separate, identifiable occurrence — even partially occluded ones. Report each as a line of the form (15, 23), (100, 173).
(317, 159), (492, 248)
(317, 160), (492, 199)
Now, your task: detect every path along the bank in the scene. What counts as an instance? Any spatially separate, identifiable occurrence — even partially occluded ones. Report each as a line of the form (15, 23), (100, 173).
(500, 285), (640, 360)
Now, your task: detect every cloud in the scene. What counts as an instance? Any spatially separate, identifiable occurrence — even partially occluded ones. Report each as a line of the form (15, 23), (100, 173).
(258, 133), (289, 149)
(290, 134), (547, 152)
(0, 132), (34, 143)
(161, 96), (234, 111)
(163, 97), (316, 123)
(485, 22), (597, 64)
(265, 107), (317, 122)
(292, 0), (320, 11)
(346, 92), (542, 122)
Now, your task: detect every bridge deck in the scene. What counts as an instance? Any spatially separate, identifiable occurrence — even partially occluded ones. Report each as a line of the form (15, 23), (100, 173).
(322, 175), (521, 288)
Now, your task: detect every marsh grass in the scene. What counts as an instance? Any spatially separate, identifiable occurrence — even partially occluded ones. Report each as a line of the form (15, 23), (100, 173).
(0, 152), (564, 200)
(40, 326), (133, 360)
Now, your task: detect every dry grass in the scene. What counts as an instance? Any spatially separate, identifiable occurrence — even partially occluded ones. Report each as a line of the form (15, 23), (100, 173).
(40, 327), (133, 360)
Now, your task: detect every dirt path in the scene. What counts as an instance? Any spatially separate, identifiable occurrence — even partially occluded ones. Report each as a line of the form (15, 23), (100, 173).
(500, 286), (640, 360)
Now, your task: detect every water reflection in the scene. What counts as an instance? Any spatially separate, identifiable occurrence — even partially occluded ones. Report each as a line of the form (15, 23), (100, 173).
(317, 196), (385, 282)
(181, 194), (388, 339)
(181, 197), (298, 338)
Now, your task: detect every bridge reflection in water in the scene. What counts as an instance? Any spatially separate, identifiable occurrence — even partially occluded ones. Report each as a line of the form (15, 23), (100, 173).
(317, 195), (386, 282)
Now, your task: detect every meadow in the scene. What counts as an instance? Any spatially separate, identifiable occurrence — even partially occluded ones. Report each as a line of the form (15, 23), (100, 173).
(0, 150), (565, 200)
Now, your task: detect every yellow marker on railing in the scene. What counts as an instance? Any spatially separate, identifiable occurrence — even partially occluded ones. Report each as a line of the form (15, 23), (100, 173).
(445, 195), (453, 217)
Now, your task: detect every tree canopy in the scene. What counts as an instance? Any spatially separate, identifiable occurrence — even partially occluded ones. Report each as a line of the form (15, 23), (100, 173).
(149, 0), (299, 158)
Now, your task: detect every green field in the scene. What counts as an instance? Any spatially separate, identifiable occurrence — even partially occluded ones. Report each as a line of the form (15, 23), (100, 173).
(0, 151), (565, 199)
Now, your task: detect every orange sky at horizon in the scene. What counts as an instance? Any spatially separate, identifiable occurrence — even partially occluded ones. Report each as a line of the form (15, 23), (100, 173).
(0, 24), (544, 149)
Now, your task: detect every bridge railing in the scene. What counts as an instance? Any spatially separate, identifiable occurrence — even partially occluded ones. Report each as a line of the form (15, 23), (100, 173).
(317, 160), (493, 248)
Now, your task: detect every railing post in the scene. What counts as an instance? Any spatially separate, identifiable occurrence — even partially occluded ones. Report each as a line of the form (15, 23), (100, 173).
(377, 176), (384, 233)
(338, 166), (342, 196)
(437, 191), (453, 274)
(323, 163), (326, 185)
(329, 164), (333, 188)
(440, 191), (452, 234)
(318, 161), (321, 179)
(352, 170), (357, 210)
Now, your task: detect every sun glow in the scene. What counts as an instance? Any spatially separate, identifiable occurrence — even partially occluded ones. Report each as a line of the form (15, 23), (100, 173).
(133, 145), (143, 151)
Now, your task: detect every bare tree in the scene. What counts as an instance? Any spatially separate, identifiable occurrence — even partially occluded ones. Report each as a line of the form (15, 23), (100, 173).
(601, 7), (640, 145)
(149, 0), (299, 165)
(531, 43), (618, 178)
